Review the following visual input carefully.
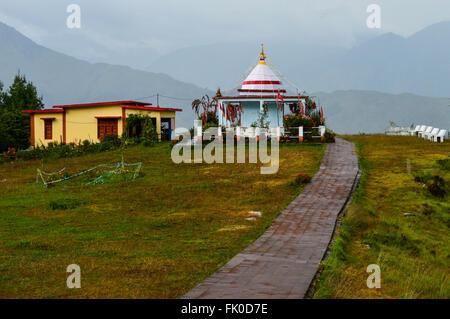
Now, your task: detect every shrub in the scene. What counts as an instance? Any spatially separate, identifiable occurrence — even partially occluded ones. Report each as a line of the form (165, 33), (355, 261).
(414, 171), (447, 198)
(292, 173), (312, 187)
(100, 134), (122, 147)
(437, 157), (450, 171)
(124, 114), (158, 146)
(324, 130), (336, 143)
(48, 199), (83, 210)
(414, 171), (433, 184)
(199, 110), (219, 125)
(427, 175), (446, 198)
(0, 147), (16, 162)
(283, 113), (315, 128)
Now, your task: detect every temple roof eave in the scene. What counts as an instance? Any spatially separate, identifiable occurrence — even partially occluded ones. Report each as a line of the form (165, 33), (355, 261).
(216, 95), (309, 101)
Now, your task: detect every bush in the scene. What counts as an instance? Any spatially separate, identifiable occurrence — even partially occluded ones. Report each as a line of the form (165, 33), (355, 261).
(124, 114), (158, 146)
(437, 157), (450, 171)
(283, 114), (315, 128)
(49, 199), (83, 210)
(100, 134), (122, 147)
(414, 171), (433, 184)
(324, 130), (336, 143)
(427, 175), (446, 198)
(414, 171), (447, 198)
(199, 110), (219, 125)
(0, 147), (16, 163)
(292, 173), (312, 187)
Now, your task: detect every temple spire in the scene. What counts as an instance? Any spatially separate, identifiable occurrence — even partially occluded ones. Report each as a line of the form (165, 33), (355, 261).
(259, 43), (266, 64)
(238, 45), (286, 96)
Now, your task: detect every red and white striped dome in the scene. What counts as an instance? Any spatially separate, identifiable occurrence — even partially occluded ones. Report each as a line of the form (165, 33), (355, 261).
(238, 45), (286, 96)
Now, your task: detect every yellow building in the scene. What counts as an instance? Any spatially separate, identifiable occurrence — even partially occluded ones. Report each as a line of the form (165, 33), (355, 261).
(23, 100), (182, 147)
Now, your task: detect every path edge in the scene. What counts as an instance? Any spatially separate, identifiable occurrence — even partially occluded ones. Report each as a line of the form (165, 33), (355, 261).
(304, 139), (362, 298)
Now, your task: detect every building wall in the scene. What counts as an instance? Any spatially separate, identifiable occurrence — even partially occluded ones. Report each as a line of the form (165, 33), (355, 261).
(237, 101), (284, 127)
(33, 113), (64, 147)
(125, 109), (176, 139)
(31, 106), (178, 147)
(65, 106), (123, 144)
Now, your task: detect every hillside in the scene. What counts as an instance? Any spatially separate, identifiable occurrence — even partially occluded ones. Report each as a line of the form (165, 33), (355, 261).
(316, 90), (450, 134)
(0, 22), (211, 128)
(0, 21), (448, 134)
(148, 21), (450, 97)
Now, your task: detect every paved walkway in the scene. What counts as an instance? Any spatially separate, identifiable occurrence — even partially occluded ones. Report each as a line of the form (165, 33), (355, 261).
(183, 138), (359, 299)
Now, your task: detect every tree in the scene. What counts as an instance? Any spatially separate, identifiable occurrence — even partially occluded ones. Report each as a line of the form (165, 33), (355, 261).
(251, 104), (271, 128)
(191, 94), (218, 125)
(304, 97), (315, 115)
(0, 72), (44, 151)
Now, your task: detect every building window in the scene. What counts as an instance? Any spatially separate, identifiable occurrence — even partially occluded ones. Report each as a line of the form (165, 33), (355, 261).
(44, 119), (53, 140)
(97, 118), (118, 139)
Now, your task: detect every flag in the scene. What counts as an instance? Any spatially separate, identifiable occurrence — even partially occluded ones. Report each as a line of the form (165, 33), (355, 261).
(313, 102), (317, 110)
(218, 102), (225, 117)
(277, 92), (284, 102)
(320, 106), (324, 124)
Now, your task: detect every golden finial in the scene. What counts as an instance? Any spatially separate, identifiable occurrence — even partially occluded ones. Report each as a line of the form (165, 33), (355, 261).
(260, 43), (264, 57)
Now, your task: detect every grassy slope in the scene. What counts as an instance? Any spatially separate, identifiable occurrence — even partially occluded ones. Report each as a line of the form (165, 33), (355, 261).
(314, 135), (449, 298)
(0, 142), (324, 298)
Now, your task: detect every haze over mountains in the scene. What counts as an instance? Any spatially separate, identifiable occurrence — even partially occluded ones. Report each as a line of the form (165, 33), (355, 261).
(0, 20), (448, 133)
(148, 21), (450, 98)
(0, 22), (209, 127)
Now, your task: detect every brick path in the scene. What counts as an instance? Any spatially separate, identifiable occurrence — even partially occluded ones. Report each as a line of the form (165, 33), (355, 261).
(183, 138), (359, 299)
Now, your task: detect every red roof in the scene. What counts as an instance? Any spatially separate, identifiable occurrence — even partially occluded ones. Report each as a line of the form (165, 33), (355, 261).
(22, 109), (64, 114)
(53, 100), (152, 109)
(122, 105), (182, 112)
(22, 101), (182, 114)
(217, 95), (309, 100)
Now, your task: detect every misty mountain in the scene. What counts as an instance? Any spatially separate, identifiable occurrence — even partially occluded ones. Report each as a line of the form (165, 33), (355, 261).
(315, 90), (449, 134)
(147, 41), (347, 94)
(0, 21), (448, 134)
(147, 21), (450, 98)
(0, 21), (211, 128)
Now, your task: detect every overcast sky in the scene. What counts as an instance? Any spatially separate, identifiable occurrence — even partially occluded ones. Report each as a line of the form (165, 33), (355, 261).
(1, 0), (449, 67)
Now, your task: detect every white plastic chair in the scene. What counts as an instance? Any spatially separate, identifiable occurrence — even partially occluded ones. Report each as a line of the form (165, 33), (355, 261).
(416, 125), (427, 137)
(411, 125), (421, 136)
(433, 129), (447, 143)
(419, 126), (433, 138)
(424, 128), (440, 140)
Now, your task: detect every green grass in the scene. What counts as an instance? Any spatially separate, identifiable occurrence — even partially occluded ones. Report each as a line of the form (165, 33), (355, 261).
(0, 142), (324, 298)
(313, 135), (450, 299)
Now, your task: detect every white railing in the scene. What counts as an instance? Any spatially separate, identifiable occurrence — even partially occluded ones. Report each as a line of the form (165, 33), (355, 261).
(198, 126), (326, 142)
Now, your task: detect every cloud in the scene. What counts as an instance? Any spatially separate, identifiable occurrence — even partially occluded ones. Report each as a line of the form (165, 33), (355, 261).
(0, 0), (449, 61)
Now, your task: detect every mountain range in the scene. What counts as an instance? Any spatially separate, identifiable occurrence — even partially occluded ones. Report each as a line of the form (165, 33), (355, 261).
(0, 22), (209, 127)
(148, 21), (450, 98)
(0, 21), (448, 133)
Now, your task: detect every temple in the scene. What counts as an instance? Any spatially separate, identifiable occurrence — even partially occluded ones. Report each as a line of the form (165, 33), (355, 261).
(217, 44), (309, 128)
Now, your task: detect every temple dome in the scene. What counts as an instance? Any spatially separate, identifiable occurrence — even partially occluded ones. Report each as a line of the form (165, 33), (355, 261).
(238, 45), (286, 96)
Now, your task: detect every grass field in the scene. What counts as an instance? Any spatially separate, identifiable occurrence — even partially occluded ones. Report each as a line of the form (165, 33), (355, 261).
(314, 135), (449, 299)
(0, 142), (324, 298)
